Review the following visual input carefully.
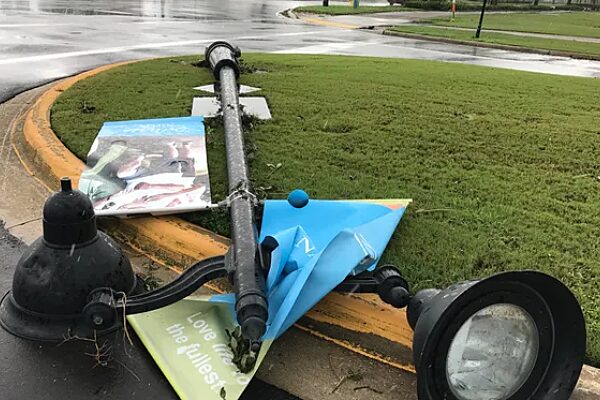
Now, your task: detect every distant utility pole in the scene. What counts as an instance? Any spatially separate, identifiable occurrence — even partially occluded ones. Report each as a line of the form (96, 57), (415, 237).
(452, 0), (456, 19)
(475, 0), (488, 38)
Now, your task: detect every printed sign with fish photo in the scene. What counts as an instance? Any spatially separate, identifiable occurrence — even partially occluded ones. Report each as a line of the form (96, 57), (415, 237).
(78, 116), (211, 216)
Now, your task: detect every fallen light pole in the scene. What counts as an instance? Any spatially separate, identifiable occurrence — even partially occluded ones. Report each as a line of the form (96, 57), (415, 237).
(0, 41), (588, 400)
(204, 41), (269, 347)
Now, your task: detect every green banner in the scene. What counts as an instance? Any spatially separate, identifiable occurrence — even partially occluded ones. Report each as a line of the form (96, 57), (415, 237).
(128, 296), (271, 400)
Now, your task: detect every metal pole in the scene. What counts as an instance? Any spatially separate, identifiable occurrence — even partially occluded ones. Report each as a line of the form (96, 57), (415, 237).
(475, 0), (488, 39)
(205, 42), (268, 346)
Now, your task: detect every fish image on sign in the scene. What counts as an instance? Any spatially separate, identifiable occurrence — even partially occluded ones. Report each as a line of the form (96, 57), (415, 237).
(78, 116), (211, 216)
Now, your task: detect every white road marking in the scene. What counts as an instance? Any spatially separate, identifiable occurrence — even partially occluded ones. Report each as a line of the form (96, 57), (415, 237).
(273, 38), (395, 54)
(273, 43), (344, 54)
(0, 30), (327, 65)
(0, 23), (74, 28)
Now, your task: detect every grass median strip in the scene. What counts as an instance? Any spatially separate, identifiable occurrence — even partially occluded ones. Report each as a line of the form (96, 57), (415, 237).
(389, 25), (600, 56)
(427, 11), (600, 39)
(51, 54), (600, 365)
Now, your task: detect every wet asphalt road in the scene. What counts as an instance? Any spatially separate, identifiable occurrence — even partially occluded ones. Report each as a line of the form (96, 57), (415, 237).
(1, 0), (600, 103)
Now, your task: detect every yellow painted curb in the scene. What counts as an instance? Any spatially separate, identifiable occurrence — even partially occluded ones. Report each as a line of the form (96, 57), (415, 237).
(17, 60), (414, 375)
(299, 15), (360, 30)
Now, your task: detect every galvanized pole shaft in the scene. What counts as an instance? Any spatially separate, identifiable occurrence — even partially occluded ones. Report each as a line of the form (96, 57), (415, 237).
(219, 66), (268, 343)
(205, 42), (268, 345)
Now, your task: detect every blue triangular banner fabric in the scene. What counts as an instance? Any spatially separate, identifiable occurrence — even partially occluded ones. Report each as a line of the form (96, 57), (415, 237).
(260, 199), (409, 339)
(209, 199), (410, 340)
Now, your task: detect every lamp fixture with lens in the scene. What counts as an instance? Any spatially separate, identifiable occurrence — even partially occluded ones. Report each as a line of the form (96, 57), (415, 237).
(407, 271), (586, 400)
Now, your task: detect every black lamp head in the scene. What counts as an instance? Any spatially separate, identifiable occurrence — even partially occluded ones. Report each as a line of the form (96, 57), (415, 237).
(0, 178), (136, 341)
(407, 270), (586, 400)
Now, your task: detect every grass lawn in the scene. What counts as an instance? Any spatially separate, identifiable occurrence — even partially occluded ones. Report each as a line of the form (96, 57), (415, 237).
(51, 55), (600, 365)
(293, 5), (412, 15)
(427, 11), (600, 38)
(389, 25), (600, 56)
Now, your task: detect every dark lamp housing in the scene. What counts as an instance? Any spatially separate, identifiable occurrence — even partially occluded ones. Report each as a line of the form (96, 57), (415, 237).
(407, 271), (586, 400)
(0, 178), (136, 341)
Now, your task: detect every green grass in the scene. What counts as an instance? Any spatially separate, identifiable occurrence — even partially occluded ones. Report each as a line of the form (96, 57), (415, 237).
(293, 5), (411, 15)
(296, 1), (597, 14)
(428, 11), (600, 38)
(51, 55), (600, 365)
(404, 0), (597, 12)
(390, 25), (600, 56)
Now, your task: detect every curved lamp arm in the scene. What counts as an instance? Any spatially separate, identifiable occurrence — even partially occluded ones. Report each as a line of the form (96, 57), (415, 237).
(82, 256), (228, 330)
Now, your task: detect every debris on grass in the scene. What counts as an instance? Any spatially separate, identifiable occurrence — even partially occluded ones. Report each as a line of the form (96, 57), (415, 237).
(140, 262), (163, 291)
(80, 101), (95, 114)
(331, 370), (364, 394)
(354, 385), (384, 394)
(191, 59), (209, 68)
(225, 326), (259, 374)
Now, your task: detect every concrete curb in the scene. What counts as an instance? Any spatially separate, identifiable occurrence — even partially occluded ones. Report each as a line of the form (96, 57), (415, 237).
(383, 29), (600, 62)
(14, 61), (416, 373)
(13, 60), (600, 398)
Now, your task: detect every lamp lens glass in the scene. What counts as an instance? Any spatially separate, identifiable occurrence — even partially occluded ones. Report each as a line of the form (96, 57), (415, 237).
(446, 303), (539, 400)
